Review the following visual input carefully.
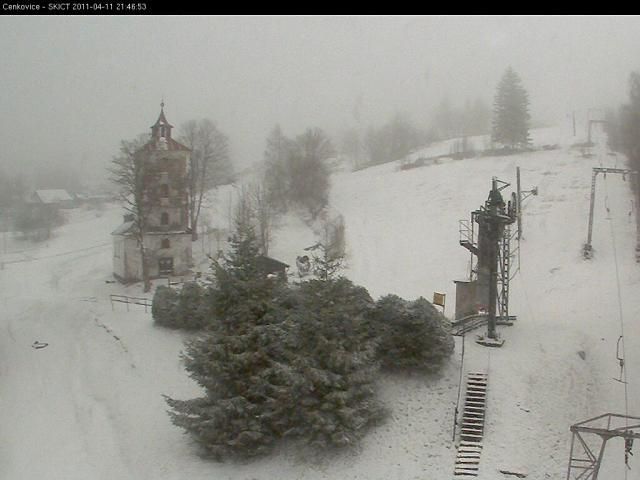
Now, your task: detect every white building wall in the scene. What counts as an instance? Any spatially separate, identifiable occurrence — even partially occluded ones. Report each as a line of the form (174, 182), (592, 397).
(145, 233), (192, 277)
(115, 233), (192, 282)
(112, 236), (127, 280)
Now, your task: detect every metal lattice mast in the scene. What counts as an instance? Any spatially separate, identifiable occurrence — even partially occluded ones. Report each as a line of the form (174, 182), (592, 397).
(497, 225), (511, 320)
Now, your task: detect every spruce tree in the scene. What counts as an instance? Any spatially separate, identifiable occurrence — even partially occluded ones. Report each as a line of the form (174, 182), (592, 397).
(491, 66), (531, 149)
(288, 278), (385, 449)
(165, 213), (298, 459)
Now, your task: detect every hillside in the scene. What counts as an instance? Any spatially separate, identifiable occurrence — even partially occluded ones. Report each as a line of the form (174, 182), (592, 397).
(1, 121), (638, 480)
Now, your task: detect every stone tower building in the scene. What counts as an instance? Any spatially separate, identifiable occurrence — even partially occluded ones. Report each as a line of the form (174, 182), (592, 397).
(112, 103), (193, 282)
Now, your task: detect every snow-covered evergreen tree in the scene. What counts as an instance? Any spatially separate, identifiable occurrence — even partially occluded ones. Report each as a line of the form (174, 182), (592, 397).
(165, 212), (296, 459)
(289, 278), (386, 449)
(491, 67), (531, 149)
(164, 208), (450, 460)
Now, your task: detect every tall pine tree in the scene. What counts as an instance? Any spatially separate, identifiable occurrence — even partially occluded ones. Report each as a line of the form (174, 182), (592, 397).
(165, 211), (298, 459)
(491, 67), (531, 149)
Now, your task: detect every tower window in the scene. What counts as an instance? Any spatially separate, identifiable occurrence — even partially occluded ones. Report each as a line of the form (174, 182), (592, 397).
(161, 238), (170, 249)
(160, 184), (169, 197)
(161, 212), (169, 225)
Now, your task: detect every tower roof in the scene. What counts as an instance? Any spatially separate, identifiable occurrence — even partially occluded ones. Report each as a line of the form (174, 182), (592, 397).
(143, 102), (190, 152)
(151, 101), (174, 130)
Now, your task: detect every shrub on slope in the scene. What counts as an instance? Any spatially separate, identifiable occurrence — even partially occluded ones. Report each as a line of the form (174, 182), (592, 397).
(152, 282), (210, 330)
(372, 294), (454, 371)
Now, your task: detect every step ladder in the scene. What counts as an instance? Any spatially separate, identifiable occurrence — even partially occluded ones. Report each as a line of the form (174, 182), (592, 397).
(454, 372), (488, 477)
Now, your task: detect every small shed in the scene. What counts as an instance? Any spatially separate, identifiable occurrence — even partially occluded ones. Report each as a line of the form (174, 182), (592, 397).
(256, 255), (289, 281)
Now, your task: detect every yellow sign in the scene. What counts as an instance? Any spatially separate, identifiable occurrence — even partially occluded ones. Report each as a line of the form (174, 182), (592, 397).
(433, 292), (446, 308)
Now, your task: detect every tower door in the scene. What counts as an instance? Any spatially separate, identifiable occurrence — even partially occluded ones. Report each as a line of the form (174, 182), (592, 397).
(158, 257), (174, 276)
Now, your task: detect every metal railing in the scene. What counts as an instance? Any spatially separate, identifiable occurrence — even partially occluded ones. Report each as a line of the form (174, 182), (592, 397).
(109, 294), (152, 312)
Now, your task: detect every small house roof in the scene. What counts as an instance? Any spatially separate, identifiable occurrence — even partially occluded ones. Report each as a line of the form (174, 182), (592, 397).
(33, 189), (73, 204)
(256, 255), (289, 273)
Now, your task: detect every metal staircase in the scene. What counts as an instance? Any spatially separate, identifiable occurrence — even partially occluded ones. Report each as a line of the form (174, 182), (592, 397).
(459, 219), (479, 258)
(454, 372), (488, 477)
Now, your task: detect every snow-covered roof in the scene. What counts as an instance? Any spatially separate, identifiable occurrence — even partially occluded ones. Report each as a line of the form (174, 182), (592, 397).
(111, 220), (136, 236)
(140, 136), (190, 152)
(34, 189), (74, 204)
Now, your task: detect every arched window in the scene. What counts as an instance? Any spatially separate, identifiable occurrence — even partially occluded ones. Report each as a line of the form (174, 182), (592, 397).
(160, 184), (169, 197)
(161, 212), (169, 225)
(161, 238), (170, 249)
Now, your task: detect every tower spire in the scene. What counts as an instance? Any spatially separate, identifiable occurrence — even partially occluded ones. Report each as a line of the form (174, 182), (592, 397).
(151, 100), (173, 140)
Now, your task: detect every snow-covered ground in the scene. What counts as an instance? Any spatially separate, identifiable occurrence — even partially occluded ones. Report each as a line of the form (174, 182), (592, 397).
(2, 121), (639, 479)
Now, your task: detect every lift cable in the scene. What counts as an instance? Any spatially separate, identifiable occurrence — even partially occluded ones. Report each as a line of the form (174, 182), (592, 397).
(603, 175), (632, 479)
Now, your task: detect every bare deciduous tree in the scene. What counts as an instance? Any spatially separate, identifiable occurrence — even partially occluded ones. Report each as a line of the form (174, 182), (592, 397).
(180, 119), (232, 241)
(289, 128), (334, 218)
(249, 182), (274, 256)
(262, 125), (292, 213)
(108, 133), (152, 292)
(262, 126), (334, 218)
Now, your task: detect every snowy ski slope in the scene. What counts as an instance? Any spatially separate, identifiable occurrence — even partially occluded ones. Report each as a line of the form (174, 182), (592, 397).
(1, 121), (639, 479)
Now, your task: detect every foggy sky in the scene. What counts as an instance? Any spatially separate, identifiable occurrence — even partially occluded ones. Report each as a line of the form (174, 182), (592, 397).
(2, 15), (640, 188)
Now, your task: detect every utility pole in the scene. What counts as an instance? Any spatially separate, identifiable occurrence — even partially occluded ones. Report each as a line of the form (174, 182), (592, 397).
(516, 166), (538, 241)
(516, 167), (522, 240)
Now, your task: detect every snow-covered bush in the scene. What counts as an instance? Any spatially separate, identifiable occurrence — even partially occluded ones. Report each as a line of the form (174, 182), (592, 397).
(151, 285), (179, 327)
(371, 294), (454, 371)
(152, 283), (210, 330)
(175, 282), (211, 330)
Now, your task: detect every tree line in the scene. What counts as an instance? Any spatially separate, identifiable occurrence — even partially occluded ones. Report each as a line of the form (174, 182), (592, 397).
(338, 66), (531, 168)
